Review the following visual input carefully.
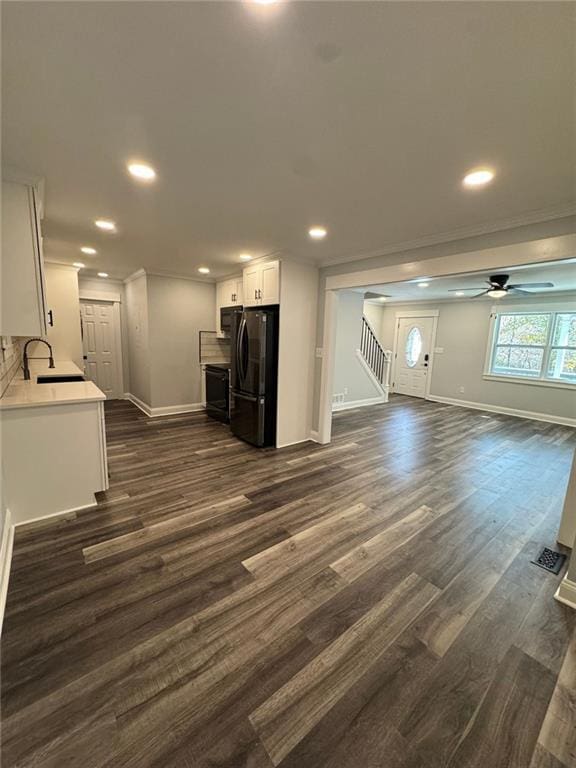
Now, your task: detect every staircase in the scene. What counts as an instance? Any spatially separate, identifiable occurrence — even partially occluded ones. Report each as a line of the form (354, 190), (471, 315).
(360, 315), (391, 389)
(332, 314), (391, 412)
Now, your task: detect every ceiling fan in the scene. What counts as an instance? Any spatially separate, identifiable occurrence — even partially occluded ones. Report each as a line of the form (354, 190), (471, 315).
(449, 273), (554, 299)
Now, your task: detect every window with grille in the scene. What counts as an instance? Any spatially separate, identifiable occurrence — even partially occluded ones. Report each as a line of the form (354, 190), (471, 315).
(487, 311), (576, 385)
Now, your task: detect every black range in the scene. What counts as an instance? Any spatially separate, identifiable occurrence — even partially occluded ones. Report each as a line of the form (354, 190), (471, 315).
(205, 362), (231, 423)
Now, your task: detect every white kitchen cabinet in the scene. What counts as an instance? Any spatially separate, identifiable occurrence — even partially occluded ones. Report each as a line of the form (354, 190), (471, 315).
(215, 276), (243, 334)
(1, 180), (48, 337)
(1, 360), (108, 525)
(243, 266), (260, 307)
(44, 264), (83, 366)
(243, 260), (280, 307)
(218, 277), (243, 306)
(2, 399), (108, 524)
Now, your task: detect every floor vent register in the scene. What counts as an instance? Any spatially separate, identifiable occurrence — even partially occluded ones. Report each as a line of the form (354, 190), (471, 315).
(531, 547), (567, 575)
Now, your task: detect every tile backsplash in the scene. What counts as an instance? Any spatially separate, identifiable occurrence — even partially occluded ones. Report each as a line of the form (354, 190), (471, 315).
(0, 337), (23, 396)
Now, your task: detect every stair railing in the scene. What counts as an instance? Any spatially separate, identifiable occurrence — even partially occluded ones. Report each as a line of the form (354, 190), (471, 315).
(360, 316), (390, 386)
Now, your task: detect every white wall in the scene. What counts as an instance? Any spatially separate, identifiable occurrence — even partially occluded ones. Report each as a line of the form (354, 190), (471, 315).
(363, 301), (386, 345)
(147, 275), (215, 409)
(124, 272), (151, 406)
(333, 291), (381, 405)
(277, 260), (318, 447)
(380, 295), (576, 422)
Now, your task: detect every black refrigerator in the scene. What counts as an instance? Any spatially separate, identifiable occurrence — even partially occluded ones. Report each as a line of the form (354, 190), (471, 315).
(230, 307), (279, 448)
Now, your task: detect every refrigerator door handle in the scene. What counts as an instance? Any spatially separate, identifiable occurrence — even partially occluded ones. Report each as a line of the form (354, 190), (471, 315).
(235, 317), (244, 390)
(239, 317), (249, 386)
(259, 314), (267, 392)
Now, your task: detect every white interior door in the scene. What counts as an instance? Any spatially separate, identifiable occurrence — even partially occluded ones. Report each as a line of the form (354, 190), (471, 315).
(393, 316), (436, 397)
(80, 300), (122, 398)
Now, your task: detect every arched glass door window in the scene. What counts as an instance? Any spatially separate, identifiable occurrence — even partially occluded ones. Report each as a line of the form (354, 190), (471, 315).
(405, 327), (422, 368)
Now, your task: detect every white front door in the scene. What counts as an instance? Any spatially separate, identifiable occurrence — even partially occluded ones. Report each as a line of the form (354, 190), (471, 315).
(393, 316), (436, 398)
(80, 300), (122, 398)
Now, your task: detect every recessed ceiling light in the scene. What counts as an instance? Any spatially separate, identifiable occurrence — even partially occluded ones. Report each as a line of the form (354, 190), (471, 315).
(379, 297), (387, 302)
(80, 246), (97, 255)
(239, 253), (252, 262)
(309, 226), (327, 240)
(454, 291), (465, 297)
(95, 219), (116, 232)
(198, 267), (210, 274)
(73, 262), (85, 269)
(253, 0), (278, 4)
(418, 282), (429, 288)
(98, 272), (109, 278)
(127, 162), (156, 181)
(463, 168), (495, 188)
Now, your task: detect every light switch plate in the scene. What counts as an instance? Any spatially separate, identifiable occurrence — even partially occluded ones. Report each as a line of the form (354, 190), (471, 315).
(434, 347), (444, 354)
(315, 348), (324, 358)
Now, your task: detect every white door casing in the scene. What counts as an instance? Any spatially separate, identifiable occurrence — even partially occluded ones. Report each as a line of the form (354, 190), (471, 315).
(80, 300), (123, 398)
(392, 312), (438, 398)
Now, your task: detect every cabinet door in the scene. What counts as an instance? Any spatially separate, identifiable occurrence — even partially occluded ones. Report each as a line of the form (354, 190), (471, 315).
(228, 279), (238, 304)
(1, 182), (47, 336)
(260, 261), (280, 305)
(243, 267), (260, 306)
(233, 278), (244, 305)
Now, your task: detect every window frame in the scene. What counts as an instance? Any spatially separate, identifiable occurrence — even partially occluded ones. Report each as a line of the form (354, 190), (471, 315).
(483, 305), (576, 390)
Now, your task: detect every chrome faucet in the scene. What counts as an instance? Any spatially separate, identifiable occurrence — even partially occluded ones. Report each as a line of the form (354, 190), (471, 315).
(23, 338), (55, 380)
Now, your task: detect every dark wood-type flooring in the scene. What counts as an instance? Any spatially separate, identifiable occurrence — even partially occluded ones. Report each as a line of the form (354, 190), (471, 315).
(2, 396), (576, 767)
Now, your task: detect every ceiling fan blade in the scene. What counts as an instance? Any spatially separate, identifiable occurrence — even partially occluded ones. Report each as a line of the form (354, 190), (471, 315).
(448, 288), (485, 292)
(509, 287), (532, 295)
(364, 291), (390, 299)
(471, 290), (490, 299)
(508, 282), (554, 289)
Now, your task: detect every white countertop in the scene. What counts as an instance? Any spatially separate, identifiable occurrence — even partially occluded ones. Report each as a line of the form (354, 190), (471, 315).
(0, 360), (106, 410)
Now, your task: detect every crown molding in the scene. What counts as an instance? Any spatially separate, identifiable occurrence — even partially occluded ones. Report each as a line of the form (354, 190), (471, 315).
(123, 267), (215, 285)
(123, 268), (147, 284)
(43, 259), (81, 272)
(320, 203), (576, 268)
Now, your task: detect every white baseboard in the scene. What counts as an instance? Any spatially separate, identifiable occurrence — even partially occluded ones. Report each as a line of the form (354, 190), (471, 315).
(0, 509), (15, 636)
(13, 502), (97, 531)
(426, 395), (576, 428)
(276, 437), (316, 449)
(332, 395), (387, 412)
(555, 574), (576, 610)
(124, 392), (152, 415)
(124, 393), (204, 418)
(151, 402), (204, 417)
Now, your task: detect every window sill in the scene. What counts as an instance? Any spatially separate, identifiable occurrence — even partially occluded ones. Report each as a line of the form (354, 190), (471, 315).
(482, 374), (576, 391)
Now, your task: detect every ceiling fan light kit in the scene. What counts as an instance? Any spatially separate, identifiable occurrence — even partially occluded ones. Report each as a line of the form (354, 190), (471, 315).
(449, 274), (554, 299)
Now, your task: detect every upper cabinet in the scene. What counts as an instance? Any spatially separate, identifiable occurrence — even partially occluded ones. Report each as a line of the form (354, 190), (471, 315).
(215, 276), (244, 335)
(243, 260), (280, 307)
(1, 180), (48, 337)
(220, 277), (243, 307)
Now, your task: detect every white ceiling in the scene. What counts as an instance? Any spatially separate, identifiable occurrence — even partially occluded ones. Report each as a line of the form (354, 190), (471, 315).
(362, 260), (576, 303)
(3, 2), (575, 280)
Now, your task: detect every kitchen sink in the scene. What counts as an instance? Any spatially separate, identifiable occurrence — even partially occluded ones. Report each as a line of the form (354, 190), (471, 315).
(36, 375), (85, 383)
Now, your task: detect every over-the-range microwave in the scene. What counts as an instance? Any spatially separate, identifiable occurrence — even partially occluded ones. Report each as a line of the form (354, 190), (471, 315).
(220, 305), (242, 335)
